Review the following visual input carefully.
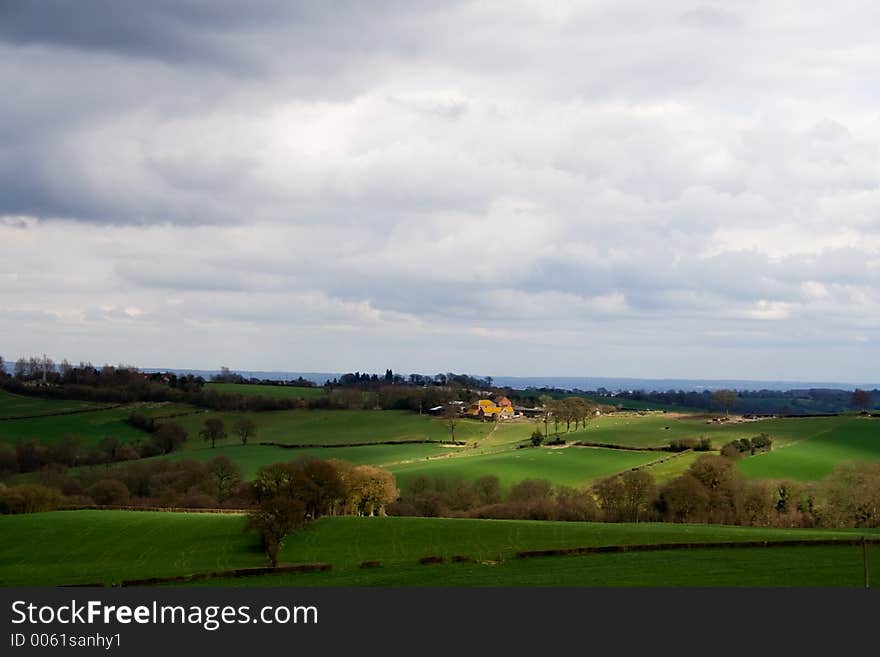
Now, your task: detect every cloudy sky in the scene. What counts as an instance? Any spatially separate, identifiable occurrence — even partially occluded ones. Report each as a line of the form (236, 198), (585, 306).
(1, 1), (879, 382)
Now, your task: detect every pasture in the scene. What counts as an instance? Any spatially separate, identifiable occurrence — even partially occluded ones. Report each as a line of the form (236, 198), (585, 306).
(388, 445), (664, 490)
(738, 417), (880, 481)
(1, 512), (876, 587)
(204, 382), (327, 399)
(191, 544), (880, 587)
(0, 406), (150, 446)
(0, 389), (100, 419)
(171, 410), (508, 448)
(567, 413), (855, 449)
(154, 442), (452, 479)
(0, 511), (263, 586)
(0, 402), (199, 446)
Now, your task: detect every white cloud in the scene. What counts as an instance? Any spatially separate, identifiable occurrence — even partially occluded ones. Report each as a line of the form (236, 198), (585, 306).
(1, 1), (880, 380)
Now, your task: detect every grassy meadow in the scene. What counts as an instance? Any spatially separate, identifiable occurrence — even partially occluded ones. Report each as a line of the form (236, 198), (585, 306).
(738, 416), (880, 481)
(568, 412), (848, 449)
(0, 510), (264, 586)
(153, 442), (453, 479)
(389, 445), (661, 490)
(1, 512), (876, 587)
(0, 389), (101, 418)
(204, 382), (327, 399)
(171, 409), (506, 448)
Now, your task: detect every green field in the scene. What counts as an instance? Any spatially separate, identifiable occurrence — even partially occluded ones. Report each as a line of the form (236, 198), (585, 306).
(641, 451), (704, 484)
(738, 417), (880, 481)
(191, 544), (880, 587)
(0, 406), (148, 446)
(2, 512), (876, 587)
(568, 413), (856, 449)
(389, 446), (666, 491)
(154, 443), (453, 479)
(172, 410), (514, 448)
(0, 511), (264, 586)
(4, 394), (879, 490)
(0, 389), (100, 419)
(204, 382), (327, 399)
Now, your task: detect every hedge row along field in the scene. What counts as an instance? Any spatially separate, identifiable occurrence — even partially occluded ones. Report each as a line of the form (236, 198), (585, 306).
(186, 544), (880, 587)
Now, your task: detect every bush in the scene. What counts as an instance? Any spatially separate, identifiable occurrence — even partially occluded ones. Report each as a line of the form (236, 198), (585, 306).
(127, 411), (157, 432)
(0, 484), (61, 514)
(150, 422), (188, 454)
(86, 479), (130, 505)
(0, 444), (17, 474)
(751, 433), (773, 452)
(668, 438), (696, 452)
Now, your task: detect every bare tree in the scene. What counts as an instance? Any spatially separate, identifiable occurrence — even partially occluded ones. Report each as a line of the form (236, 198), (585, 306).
(712, 389), (738, 417)
(233, 417), (257, 445)
(538, 395), (552, 438)
(443, 404), (460, 442)
(620, 470), (657, 522)
(152, 422), (187, 454)
(206, 456), (243, 503)
(199, 418), (227, 448)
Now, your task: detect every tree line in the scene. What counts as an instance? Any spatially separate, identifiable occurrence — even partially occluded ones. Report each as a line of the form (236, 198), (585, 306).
(586, 386), (878, 415)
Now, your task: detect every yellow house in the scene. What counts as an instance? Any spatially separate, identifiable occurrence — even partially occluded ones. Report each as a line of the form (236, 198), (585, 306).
(466, 397), (515, 421)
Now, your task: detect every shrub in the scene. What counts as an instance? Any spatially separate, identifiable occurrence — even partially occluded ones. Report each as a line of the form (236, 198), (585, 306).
(86, 479), (130, 505)
(0, 484), (61, 514)
(696, 437), (712, 451)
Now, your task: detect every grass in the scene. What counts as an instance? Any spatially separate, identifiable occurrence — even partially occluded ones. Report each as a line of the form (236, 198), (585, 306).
(152, 442), (453, 479)
(738, 417), (880, 481)
(640, 450), (704, 484)
(0, 510), (264, 586)
(188, 545), (880, 587)
(0, 389), (100, 419)
(586, 396), (704, 413)
(3, 512), (876, 587)
(172, 410), (506, 448)
(204, 382), (327, 399)
(567, 413), (855, 449)
(389, 445), (666, 491)
(0, 406), (150, 446)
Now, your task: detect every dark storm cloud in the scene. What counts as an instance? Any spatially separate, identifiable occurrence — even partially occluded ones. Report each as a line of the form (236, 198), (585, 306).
(0, 1), (454, 73)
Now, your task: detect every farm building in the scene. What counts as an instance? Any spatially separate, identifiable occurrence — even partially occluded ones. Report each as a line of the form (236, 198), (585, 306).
(466, 397), (515, 421)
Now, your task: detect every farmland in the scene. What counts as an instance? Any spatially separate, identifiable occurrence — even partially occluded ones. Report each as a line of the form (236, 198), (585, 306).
(153, 442), (451, 479)
(0, 389), (101, 419)
(2, 511), (876, 587)
(567, 412), (847, 449)
(0, 511), (264, 586)
(2, 388), (878, 488)
(738, 416), (880, 481)
(194, 544), (879, 587)
(171, 409), (507, 448)
(204, 382), (327, 399)
(3, 397), (880, 589)
(388, 445), (661, 490)
(0, 400), (197, 446)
